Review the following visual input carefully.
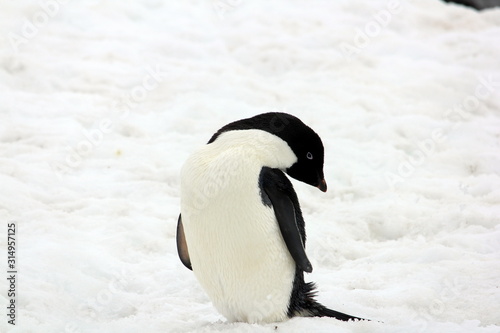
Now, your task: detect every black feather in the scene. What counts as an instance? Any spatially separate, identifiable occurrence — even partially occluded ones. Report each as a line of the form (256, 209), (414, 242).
(259, 168), (368, 321)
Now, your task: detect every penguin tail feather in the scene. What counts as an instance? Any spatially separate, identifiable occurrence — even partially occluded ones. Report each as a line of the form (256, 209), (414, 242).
(308, 302), (368, 322)
(293, 282), (369, 322)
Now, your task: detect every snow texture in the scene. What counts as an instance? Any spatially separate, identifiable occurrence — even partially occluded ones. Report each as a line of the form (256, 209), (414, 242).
(1, 0), (499, 332)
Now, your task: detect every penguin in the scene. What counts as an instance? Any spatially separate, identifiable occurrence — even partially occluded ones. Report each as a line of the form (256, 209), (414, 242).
(177, 112), (366, 323)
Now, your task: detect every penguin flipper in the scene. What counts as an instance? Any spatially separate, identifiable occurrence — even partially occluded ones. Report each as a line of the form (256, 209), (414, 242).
(260, 168), (313, 273)
(176, 214), (192, 270)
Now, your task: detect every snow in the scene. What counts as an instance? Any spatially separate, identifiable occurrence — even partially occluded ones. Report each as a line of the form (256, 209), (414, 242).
(1, 0), (499, 332)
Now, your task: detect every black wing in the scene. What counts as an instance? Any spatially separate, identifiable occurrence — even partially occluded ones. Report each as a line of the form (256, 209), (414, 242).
(176, 214), (192, 270)
(259, 167), (312, 273)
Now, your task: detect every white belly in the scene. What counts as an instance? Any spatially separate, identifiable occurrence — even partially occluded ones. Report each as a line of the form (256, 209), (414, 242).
(180, 136), (297, 323)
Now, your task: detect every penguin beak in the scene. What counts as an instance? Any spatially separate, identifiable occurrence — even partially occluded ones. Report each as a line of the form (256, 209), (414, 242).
(317, 179), (327, 192)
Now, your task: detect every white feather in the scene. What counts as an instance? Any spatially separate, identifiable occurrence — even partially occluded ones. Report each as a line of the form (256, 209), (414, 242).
(180, 129), (298, 323)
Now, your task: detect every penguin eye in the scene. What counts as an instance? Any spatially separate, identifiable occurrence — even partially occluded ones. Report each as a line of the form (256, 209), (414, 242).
(306, 152), (313, 160)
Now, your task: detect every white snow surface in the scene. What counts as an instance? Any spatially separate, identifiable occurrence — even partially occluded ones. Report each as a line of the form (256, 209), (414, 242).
(1, 0), (500, 332)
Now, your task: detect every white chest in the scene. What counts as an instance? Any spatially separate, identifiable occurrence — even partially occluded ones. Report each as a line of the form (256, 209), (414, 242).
(180, 130), (298, 323)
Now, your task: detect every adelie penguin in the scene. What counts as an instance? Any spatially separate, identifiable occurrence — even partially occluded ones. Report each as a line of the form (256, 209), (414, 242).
(177, 112), (367, 323)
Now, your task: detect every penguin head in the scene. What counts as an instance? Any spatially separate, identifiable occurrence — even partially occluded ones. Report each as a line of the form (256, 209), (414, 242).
(208, 112), (327, 192)
(285, 133), (327, 192)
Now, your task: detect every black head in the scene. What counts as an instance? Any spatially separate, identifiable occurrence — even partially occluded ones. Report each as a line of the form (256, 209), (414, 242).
(208, 112), (327, 192)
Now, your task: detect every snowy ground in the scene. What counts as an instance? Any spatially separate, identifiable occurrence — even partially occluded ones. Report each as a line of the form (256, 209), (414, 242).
(1, 0), (500, 332)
